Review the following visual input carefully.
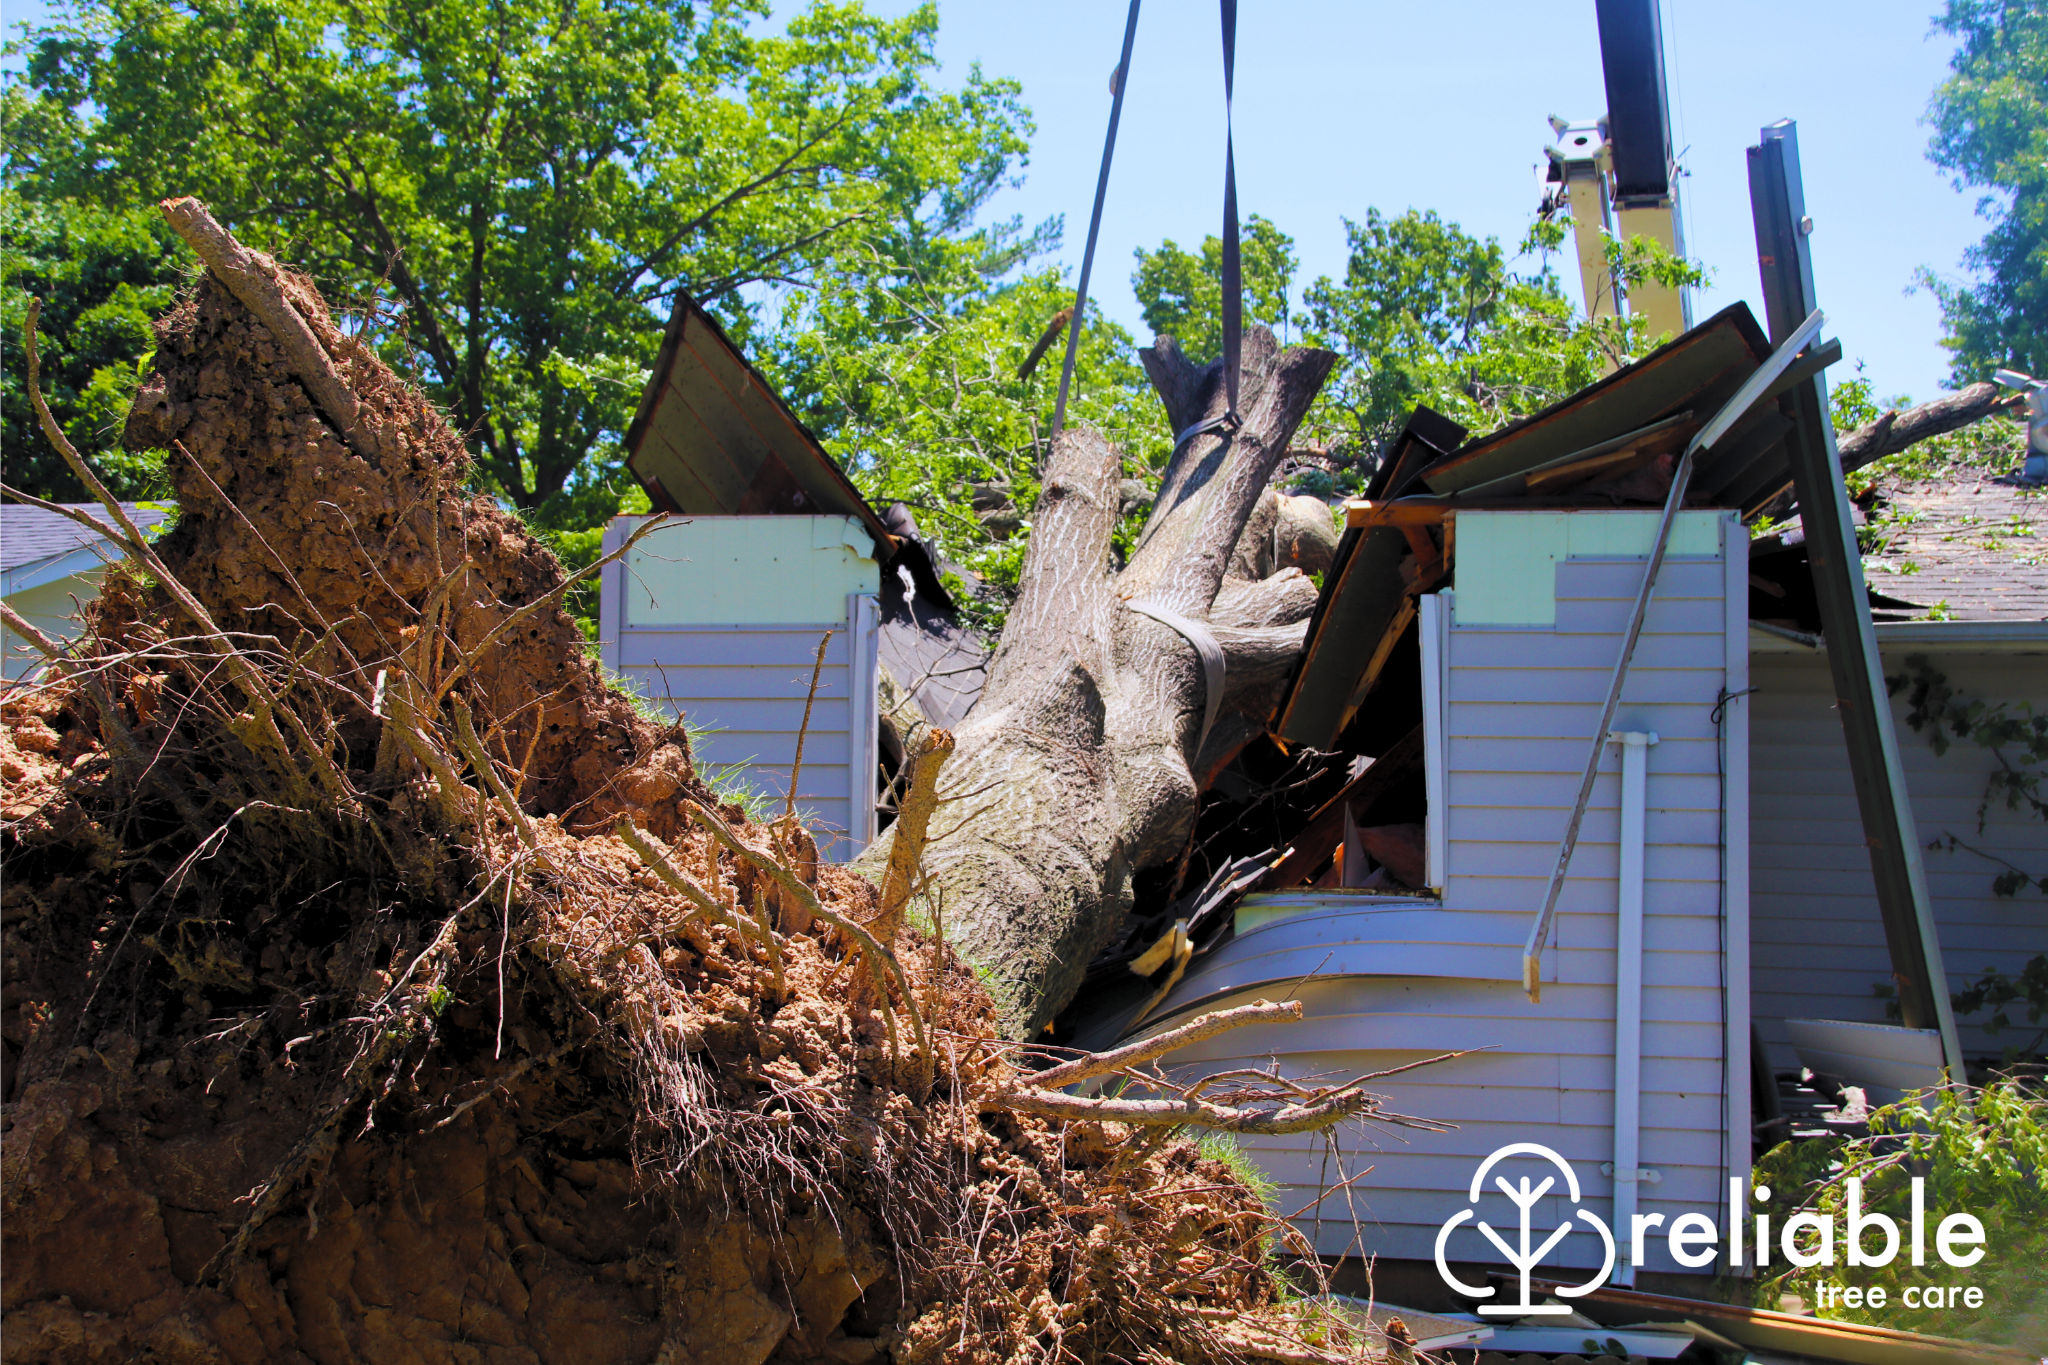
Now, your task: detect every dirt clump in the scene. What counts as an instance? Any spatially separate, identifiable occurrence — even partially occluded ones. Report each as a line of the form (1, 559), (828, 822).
(2, 236), (1359, 1364)
(122, 267), (692, 838)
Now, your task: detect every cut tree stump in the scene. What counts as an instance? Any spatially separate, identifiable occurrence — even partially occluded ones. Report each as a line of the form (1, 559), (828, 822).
(861, 327), (1336, 1038)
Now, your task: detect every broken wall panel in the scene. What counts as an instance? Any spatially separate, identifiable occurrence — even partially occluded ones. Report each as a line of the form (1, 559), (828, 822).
(1749, 636), (2048, 1068)
(623, 292), (894, 549)
(1415, 304), (1769, 496)
(599, 515), (883, 859)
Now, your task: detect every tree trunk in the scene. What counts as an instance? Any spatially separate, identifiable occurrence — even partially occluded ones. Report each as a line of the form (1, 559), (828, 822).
(1751, 380), (2022, 522)
(866, 327), (1335, 1039)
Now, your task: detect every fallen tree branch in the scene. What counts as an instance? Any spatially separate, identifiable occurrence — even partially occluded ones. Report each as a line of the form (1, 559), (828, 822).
(874, 726), (955, 941)
(1838, 380), (2021, 476)
(986, 1083), (1453, 1137)
(1022, 999), (1302, 1090)
(994, 1001), (1468, 1137)
(1751, 381), (2025, 523)
(158, 196), (377, 462)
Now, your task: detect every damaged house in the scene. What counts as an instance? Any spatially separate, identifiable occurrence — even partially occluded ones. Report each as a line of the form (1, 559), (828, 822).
(596, 122), (2040, 1315)
(600, 291), (986, 859)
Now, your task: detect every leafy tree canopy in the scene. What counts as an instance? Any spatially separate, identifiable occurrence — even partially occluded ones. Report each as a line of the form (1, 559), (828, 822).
(765, 214), (1165, 631)
(1300, 209), (1702, 473)
(1129, 214), (1298, 361)
(0, 194), (185, 502)
(5, 0), (1032, 527)
(1921, 0), (2047, 381)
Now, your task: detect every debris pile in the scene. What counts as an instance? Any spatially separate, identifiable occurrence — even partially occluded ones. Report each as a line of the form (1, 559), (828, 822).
(0, 205), (1408, 1364)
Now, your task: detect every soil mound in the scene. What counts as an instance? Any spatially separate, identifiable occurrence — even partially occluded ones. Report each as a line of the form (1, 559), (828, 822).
(2, 220), (1359, 1364)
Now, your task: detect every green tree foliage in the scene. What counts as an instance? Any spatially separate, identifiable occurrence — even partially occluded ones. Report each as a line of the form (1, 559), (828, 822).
(1921, 0), (2047, 382)
(1129, 214), (1299, 361)
(5, 0), (1031, 527)
(0, 195), (185, 502)
(768, 217), (1166, 630)
(1299, 210), (1701, 463)
(1749, 1079), (2047, 1347)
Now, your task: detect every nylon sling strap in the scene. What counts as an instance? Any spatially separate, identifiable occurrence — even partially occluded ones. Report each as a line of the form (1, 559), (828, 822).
(1219, 0), (1241, 423)
(1126, 598), (1227, 751)
(1051, 0), (1142, 439)
(1169, 0), (1244, 451)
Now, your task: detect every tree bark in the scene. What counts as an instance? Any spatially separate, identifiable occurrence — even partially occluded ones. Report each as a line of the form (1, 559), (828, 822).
(1751, 381), (2023, 522)
(1837, 381), (2019, 476)
(862, 327), (1335, 1038)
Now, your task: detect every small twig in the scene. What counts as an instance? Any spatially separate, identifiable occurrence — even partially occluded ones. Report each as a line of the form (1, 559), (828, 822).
(429, 1042), (574, 1130)
(784, 630), (833, 829)
(1282, 1163), (1377, 1222)
(450, 697), (547, 863)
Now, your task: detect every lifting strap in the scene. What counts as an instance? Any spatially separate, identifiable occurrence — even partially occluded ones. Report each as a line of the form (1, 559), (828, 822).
(1127, 598), (1227, 752)
(1051, 0), (1142, 439)
(1055, 0), (1246, 452)
(1166, 0), (1245, 451)
(1219, 0), (1242, 423)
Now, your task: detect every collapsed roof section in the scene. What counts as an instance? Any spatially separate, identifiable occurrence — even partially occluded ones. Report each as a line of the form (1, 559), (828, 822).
(1274, 300), (1813, 752)
(623, 289), (895, 552)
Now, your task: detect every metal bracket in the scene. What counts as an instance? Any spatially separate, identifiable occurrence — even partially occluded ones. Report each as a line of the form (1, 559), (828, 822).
(1601, 1163), (1662, 1184)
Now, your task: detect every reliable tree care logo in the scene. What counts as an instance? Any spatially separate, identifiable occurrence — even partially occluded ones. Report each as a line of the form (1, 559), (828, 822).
(1434, 1143), (1615, 1314)
(1435, 1143), (1995, 1314)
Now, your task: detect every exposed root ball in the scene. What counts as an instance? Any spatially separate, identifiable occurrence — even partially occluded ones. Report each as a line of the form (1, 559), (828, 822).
(2, 232), (1362, 1364)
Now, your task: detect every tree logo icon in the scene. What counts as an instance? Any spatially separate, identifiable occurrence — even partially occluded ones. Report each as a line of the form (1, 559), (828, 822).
(1434, 1142), (1616, 1314)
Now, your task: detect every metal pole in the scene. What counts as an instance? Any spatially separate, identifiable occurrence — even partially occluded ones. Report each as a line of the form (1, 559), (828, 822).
(1746, 119), (1964, 1077)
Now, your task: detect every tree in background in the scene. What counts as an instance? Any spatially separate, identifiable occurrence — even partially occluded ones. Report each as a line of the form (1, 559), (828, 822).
(1920, 0), (2046, 383)
(5, 0), (1030, 529)
(0, 196), (184, 502)
(1129, 214), (1298, 360)
(767, 214), (1164, 631)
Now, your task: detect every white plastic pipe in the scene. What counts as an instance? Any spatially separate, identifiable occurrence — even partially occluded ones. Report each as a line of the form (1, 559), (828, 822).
(1612, 729), (1658, 1286)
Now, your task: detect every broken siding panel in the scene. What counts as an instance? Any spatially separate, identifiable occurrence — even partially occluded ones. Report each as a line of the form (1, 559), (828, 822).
(1750, 647), (2047, 1064)
(1136, 510), (1741, 1277)
(602, 515), (883, 860)
(1435, 523), (1734, 1271)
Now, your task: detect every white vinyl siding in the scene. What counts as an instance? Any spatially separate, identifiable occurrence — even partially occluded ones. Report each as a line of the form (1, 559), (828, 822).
(1749, 647), (2048, 1067)
(1140, 510), (1743, 1276)
(600, 516), (881, 859)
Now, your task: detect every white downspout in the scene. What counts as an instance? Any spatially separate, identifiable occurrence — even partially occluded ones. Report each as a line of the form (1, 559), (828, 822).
(1611, 728), (1659, 1286)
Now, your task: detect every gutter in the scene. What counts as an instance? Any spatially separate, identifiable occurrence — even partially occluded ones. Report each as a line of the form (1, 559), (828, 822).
(1750, 619), (2048, 654)
(1, 544), (116, 599)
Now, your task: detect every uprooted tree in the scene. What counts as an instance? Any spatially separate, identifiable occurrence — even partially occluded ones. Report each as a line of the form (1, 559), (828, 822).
(0, 198), (1457, 1364)
(866, 331), (1339, 1039)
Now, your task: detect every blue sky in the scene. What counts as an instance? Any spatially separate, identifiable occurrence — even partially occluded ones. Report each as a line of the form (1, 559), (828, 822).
(904, 0), (1989, 402)
(6, 0), (1992, 400)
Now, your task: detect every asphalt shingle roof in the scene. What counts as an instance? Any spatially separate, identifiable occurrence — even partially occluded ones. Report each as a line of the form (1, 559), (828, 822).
(1, 502), (170, 575)
(1861, 477), (2048, 621)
